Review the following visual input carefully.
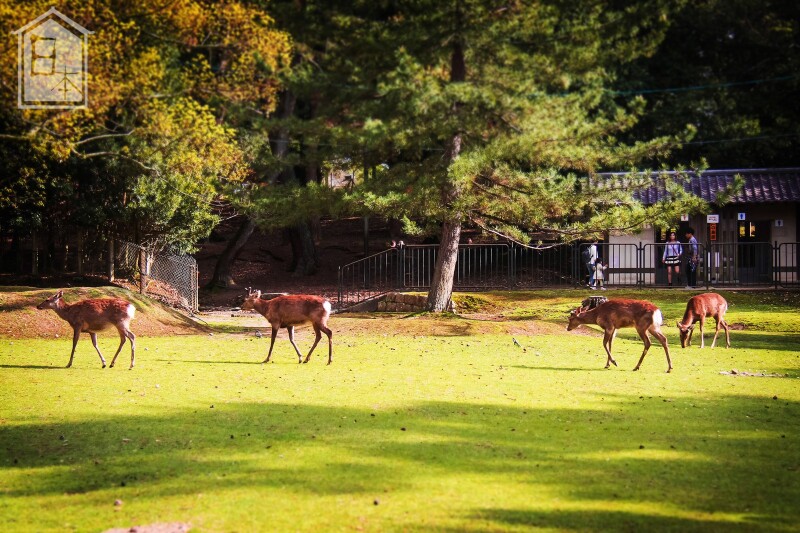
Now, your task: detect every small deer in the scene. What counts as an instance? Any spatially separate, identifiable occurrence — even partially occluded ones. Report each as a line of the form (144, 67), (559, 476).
(36, 290), (137, 369)
(676, 293), (730, 348)
(567, 298), (672, 372)
(241, 288), (333, 365)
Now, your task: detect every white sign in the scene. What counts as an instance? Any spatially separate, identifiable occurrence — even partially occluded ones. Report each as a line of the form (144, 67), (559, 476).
(13, 7), (93, 109)
(707, 214), (720, 223)
(776, 219), (784, 227)
(680, 214), (689, 222)
(737, 213), (746, 221)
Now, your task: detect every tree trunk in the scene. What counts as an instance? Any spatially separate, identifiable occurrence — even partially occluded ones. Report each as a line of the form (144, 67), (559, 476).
(206, 217), (256, 288)
(426, 24), (466, 312)
(426, 220), (461, 312)
(288, 221), (318, 276)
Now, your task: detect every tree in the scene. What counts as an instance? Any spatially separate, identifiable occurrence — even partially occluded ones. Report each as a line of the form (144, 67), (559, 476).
(304, 0), (702, 310)
(0, 0), (290, 254)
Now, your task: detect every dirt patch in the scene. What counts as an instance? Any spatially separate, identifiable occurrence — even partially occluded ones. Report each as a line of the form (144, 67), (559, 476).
(0, 287), (207, 339)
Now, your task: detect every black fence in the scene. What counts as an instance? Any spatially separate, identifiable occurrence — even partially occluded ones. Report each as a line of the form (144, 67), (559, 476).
(337, 241), (800, 310)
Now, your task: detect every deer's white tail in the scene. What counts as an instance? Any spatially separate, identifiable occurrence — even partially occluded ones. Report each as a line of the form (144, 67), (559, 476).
(652, 309), (663, 327)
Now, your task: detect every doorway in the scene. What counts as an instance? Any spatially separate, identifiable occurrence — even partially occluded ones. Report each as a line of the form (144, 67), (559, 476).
(737, 220), (772, 283)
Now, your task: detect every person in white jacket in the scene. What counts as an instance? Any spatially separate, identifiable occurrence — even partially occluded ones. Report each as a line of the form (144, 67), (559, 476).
(592, 260), (607, 290)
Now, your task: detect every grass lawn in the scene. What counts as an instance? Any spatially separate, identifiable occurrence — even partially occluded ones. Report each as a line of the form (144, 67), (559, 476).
(1, 288), (799, 532)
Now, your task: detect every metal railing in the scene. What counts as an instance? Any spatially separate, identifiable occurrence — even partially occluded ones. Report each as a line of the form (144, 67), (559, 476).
(337, 241), (800, 310)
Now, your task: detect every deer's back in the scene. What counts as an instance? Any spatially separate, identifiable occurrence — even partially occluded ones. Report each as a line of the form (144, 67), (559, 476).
(686, 293), (727, 319)
(267, 295), (330, 326)
(594, 299), (658, 329)
(66, 298), (135, 331)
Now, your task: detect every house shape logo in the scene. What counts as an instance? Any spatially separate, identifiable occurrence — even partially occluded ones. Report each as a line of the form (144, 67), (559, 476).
(13, 7), (93, 109)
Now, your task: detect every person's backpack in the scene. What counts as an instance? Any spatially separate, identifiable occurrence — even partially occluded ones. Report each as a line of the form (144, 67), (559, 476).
(581, 247), (591, 263)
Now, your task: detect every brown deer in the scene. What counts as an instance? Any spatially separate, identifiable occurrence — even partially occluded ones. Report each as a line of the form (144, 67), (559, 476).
(36, 290), (137, 369)
(241, 289), (333, 365)
(567, 298), (672, 372)
(676, 293), (730, 348)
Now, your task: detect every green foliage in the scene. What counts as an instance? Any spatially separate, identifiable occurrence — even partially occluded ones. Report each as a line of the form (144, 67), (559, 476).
(0, 0), (289, 250)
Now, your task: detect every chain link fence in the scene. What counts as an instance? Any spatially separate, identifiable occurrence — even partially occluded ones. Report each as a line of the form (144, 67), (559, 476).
(115, 241), (199, 312)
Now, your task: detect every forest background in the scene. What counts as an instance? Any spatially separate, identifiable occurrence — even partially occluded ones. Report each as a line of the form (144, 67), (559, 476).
(1, 0), (798, 309)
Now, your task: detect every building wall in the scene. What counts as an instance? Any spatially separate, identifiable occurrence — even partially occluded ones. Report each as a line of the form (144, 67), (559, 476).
(607, 203), (798, 284)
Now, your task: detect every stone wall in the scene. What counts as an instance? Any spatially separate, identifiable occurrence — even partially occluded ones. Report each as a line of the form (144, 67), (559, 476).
(375, 292), (455, 313)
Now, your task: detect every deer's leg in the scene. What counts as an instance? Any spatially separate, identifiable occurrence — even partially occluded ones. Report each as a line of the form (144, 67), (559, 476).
(645, 326), (672, 373)
(66, 329), (80, 368)
(322, 325), (333, 365)
(302, 325), (322, 364)
(287, 326), (304, 363)
(109, 328), (127, 368)
(263, 325), (279, 363)
(698, 317), (706, 348)
(602, 329), (617, 368)
(89, 332), (107, 368)
(721, 319), (731, 348)
(633, 329), (652, 371)
(686, 323), (694, 346)
(126, 330), (136, 369)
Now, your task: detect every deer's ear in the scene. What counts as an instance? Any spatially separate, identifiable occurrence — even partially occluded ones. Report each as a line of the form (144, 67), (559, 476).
(254, 290), (261, 298)
(55, 290), (63, 298)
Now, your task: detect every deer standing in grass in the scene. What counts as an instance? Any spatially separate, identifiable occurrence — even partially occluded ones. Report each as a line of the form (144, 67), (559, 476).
(36, 290), (136, 369)
(676, 293), (730, 348)
(241, 289), (333, 364)
(567, 298), (672, 372)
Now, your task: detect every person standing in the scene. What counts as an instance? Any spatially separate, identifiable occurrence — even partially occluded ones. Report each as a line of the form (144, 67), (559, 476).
(662, 231), (683, 286)
(592, 259), (607, 290)
(685, 227), (699, 288)
(585, 240), (598, 287)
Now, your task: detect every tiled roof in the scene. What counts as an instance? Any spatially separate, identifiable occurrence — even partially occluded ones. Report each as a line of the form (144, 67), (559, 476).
(598, 168), (800, 204)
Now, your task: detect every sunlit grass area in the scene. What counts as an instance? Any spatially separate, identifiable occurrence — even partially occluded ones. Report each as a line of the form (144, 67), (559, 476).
(1, 289), (799, 532)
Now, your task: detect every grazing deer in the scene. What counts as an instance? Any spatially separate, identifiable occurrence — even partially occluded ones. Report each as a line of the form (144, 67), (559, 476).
(241, 288), (333, 365)
(567, 298), (672, 372)
(36, 290), (136, 369)
(676, 293), (730, 348)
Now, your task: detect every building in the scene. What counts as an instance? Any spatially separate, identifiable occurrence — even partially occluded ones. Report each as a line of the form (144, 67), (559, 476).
(604, 168), (800, 286)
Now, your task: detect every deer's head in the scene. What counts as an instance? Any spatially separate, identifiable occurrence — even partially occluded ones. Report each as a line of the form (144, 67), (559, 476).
(566, 305), (588, 331)
(241, 288), (262, 311)
(676, 321), (695, 347)
(36, 290), (64, 310)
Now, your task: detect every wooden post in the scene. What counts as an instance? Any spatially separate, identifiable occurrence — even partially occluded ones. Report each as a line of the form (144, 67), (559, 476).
(107, 239), (115, 282)
(139, 247), (147, 294)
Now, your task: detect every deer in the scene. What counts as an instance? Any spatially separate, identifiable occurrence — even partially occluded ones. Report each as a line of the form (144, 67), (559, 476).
(36, 290), (137, 369)
(676, 293), (730, 348)
(241, 288), (333, 365)
(567, 298), (672, 373)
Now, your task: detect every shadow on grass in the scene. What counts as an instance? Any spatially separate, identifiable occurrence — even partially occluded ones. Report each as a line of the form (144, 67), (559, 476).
(0, 394), (797, 531)
(160, 359), (264, 365)
(457, 507), (792, 533)
(0, 364), (62, 369)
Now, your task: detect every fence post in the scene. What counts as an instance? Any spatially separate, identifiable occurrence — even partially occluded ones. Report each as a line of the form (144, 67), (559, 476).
(107, 239), (115, 282)
(338, 266), (343, 310)
(774, 241), (779, 290)
(138, 247), (147, 294)
(509, 242), (515, 287)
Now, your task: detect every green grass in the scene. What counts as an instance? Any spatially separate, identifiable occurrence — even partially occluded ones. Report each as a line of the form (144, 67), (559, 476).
(1, 289), (799, 532)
